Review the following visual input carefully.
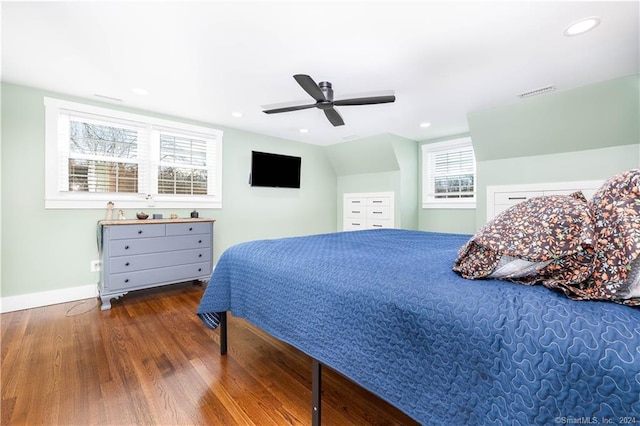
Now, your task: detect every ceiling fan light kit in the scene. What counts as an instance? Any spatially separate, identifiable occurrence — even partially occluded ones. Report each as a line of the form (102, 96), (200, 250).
(263, 74), (395, 127)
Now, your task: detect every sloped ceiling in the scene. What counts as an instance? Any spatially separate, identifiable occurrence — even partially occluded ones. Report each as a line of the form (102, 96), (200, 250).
(2, 1), (639, 146)
(326, 134), (402, 176)
(468, 74), (639, 161)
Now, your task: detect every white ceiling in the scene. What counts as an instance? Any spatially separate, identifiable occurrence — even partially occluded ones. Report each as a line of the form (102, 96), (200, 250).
(2, 1), (638, 146)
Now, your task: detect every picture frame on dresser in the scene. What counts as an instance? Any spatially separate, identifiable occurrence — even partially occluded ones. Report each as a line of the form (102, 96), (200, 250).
(97, 218), (215, 310)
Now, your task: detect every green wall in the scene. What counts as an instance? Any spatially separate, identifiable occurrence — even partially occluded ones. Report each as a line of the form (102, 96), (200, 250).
(325, 134), (400, 175)
(1, 83), (337, 298)
(2, 73), (638, 302)
(392, 136), (419, 231)
(418, 133), (477, 235)
(419, 144), (639, 234)
(326, 134), (418, 230)
(419, 74), (640, 233)
(470, 74), (639, 228)
(476, 144), (639, 225)
(468, 74), (639, 161)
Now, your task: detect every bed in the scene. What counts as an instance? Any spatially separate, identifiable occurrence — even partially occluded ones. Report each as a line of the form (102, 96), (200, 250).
(198, 170), (640, 424)
(197, 228), (640, 424)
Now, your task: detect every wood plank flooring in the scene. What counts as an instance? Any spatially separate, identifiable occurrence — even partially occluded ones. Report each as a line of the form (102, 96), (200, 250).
(1, 283), (419, 425)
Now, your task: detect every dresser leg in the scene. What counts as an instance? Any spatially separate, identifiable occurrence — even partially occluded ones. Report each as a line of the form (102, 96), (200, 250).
(99, 292), (127, 310)
(100, 296), (112, 310)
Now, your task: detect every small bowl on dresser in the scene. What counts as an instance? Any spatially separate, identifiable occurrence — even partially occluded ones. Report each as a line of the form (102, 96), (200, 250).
(136, 212), (149, 220)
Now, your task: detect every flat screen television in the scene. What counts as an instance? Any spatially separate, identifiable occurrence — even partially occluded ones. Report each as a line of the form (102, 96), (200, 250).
(250, 151), (301, 188)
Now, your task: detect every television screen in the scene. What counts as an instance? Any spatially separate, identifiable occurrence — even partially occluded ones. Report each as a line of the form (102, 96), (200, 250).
(250, 151), (301, 188)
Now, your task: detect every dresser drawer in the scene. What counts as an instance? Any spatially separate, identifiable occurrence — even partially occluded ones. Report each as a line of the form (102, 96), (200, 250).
(345, 206), (366, 218)
(109, 234), (212, 256)
(109, 248), (212, 273)
(107, 262), (212, 291)
(344, 220), (367, 231)
(108, 224), (166, 240)
(346, 197), (366, 208)
(494, 191), (543, 205)
(494, 204), (513, 217)
(368, 219), (393, 229)
(367, 197), (390, 207)
(166, 222), (212, 236)
(367, 205), (390, 220)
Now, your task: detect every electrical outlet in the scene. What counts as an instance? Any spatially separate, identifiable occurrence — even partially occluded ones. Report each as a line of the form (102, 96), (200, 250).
(90, 260), (102, 272)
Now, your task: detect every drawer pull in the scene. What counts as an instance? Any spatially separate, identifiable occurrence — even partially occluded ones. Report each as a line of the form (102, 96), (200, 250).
(352, 210), (360, 214)
(352, 200), (361, 204)
(352, 223), (361, 226)
(198, 254), (202, 258)
(198, 268), (202, 272)
(124, 245), (130, 250)
(372, 224), (383, 227)
(124, 279), (129, 283)
(189, 227), (193, 231)
(198, 239), (202, 243)
(373, 211), (383, 214)
(138, 230), (142, 234)
(508, 196), (527, 200)
(372, 200), (383, 203)
(125, 262), (130, 266)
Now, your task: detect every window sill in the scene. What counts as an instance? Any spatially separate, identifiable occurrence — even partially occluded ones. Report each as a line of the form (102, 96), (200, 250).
(422, 202), (476, 209)
(45, 195), (222, 210)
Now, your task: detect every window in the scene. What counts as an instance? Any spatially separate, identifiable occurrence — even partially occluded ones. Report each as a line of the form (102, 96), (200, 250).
(422, 137), (476, 209)
(158, 132), (207, 195)
(44, 98), (223, 209)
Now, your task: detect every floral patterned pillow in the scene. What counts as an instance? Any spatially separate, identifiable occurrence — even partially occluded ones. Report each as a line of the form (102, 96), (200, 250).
(453, 191), (596, 288)
(571, 169), (640, 306)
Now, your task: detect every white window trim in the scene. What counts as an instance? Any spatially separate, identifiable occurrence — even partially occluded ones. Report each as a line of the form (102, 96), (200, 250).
(422, 137), (476, 209)
(44, 97), (223, 209)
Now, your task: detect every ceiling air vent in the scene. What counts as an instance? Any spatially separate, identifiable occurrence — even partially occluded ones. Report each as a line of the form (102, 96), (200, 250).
(342, 134), (360, 141)
(517, 85), (556, 99)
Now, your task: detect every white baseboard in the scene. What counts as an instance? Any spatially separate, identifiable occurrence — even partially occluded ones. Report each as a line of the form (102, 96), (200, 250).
(0, 284), (98, 313)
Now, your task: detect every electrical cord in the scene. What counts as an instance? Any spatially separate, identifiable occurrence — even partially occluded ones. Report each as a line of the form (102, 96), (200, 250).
(64, 299), (100, 317)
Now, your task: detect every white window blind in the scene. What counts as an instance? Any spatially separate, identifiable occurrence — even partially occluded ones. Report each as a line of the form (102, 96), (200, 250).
(59, 109), (147, 194)
(155, 129), (213, 196)
(422, 138), (476, 209)
(45, 98), (223, 209)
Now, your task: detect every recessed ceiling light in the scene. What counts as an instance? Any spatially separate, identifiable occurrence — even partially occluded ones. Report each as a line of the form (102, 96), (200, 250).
(563, 16), (601, 37)
(131, 87), (149, 95)
(231, 112), (243, 118)
(420, 122), (431, 128)
(299, 128), (309, 133)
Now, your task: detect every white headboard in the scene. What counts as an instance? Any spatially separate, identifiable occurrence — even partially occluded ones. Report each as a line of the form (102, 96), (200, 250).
(486, 180), (604, 221)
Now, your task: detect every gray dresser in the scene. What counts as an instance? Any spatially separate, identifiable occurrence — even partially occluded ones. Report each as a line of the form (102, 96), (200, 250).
(98, 218), (215, 310)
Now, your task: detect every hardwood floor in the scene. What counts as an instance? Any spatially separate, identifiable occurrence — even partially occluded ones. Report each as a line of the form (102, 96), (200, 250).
(1, 283), (419, 425)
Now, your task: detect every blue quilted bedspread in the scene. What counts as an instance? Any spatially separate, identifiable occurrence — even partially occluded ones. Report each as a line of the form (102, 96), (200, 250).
(197, 229), (640, 424)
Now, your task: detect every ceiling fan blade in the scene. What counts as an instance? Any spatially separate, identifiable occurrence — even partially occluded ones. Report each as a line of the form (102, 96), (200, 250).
(324, 108), (344, 127)
(293, 74), (326, 102)
(263, 103), (316, 114)
(333, 94), (396, 106)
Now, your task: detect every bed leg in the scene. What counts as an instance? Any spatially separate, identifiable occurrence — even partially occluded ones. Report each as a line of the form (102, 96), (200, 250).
(219, 311), (227, 355)
(312, 358), (322, 426)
